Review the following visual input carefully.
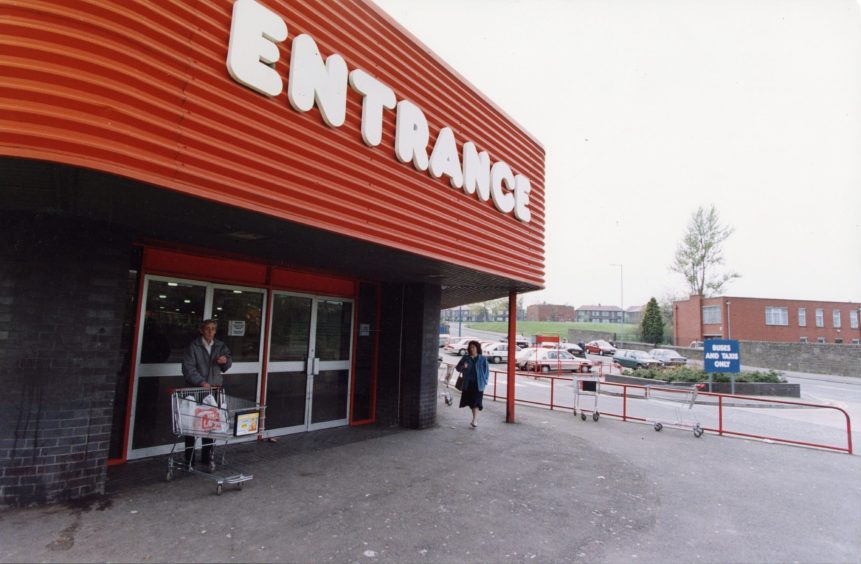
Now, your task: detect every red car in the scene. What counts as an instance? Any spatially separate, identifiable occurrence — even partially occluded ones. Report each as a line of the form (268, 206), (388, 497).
(584, 339), (617, 356)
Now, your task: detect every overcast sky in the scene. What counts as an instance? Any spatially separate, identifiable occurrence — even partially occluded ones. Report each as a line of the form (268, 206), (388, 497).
(374, 0), (861, 309)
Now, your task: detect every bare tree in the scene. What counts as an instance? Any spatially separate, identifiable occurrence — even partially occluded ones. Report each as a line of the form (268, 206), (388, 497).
(671, 205), (740, 296)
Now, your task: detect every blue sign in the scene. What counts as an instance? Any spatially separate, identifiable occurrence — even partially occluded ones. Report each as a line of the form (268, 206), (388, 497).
(704, 339), (740, 373)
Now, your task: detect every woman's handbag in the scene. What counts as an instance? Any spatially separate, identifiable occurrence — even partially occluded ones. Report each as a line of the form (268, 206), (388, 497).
(454, 374), (464, 391)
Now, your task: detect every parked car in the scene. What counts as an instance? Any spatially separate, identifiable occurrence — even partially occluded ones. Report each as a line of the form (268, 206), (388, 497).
(649, 348), (687, 366)
(483, 342), (521, 364)
(541, 342), (586, 358)
(613, 349), (664, 369)
(584, 339), (617, 356)
(444, 338), (473, 356)
(503, 336), (531, 349)
(517, 347), (592, 373)
(689, 341), (704, 350)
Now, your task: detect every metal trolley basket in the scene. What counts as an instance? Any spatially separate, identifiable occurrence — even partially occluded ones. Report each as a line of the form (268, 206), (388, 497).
(167, 387), (265, 495)
(573, 374), (602, 422)
(647, 383), (705, 438)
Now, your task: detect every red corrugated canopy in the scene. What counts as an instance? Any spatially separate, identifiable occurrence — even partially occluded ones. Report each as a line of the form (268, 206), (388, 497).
(0, 0), (545, 288)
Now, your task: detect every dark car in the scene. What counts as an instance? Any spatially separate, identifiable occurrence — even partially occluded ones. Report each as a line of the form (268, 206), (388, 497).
(613, 349), (664, 369)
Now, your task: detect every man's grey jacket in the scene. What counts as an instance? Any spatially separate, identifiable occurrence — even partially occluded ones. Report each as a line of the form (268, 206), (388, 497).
(182, 337), (233, 386)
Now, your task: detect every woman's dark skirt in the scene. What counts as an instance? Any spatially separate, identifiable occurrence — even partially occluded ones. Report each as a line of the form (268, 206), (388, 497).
(459, 377), (483, 410)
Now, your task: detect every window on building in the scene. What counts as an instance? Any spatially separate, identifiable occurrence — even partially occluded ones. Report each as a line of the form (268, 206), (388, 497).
(702, 306), (721, 324)
(817, 336), (825, 344)
(852, 339), (860, 345)
(815, 308), (824, 327)
(798, 308), (806, 327)
(765, 307), (789, 326)
(851, 310), (859, 329)
(835, 337), (843, 344)
(799, 336), (808, 343)
(833, 310), (841, 328)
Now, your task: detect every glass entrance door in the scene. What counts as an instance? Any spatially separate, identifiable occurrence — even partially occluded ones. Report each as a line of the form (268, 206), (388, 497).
(265, 292), (353, 436)
(128, 275), (265, 459)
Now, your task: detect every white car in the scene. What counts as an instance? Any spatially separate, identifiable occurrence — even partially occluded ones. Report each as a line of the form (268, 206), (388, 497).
(649, 348), (688, 366)
(444, 338), (473, 356)
(517, 347), (592, 373)
(483, 342), (521, 364)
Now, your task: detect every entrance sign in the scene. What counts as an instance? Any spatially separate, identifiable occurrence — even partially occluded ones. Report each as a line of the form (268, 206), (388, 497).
(226, 0), (532, 223)
(704, 339), (740, 373)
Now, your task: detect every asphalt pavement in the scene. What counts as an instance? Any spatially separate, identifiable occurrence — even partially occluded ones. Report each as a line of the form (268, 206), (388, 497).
(1, 385), (860, 563)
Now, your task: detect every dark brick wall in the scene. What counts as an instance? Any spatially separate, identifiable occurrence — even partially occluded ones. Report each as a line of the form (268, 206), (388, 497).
(0, 214), (131, 506)
(375, 282), (441, 429)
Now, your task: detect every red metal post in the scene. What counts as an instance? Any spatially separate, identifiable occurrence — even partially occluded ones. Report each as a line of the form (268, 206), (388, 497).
(507, 290), (517, 423)
(718, 395), (723, 436)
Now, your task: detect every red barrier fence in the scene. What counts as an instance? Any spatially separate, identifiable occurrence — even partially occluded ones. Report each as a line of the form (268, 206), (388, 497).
(439, 363), (853, 455)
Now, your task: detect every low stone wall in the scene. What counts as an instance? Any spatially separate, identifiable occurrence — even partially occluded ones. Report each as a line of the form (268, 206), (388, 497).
(618, 341), (860, 379)
(604, 374), (800, 397)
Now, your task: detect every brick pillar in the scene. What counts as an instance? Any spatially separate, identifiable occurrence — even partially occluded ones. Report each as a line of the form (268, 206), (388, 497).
(0, 214), (131, 506)
(375, 282), (441, 429)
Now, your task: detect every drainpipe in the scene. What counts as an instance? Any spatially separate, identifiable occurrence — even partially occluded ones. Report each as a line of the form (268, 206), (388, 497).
(726, 300), (732, 339)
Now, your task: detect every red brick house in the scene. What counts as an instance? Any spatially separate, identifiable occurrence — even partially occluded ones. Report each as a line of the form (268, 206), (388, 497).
(526, 304), (576, 322)
(674, 295), (861, 346)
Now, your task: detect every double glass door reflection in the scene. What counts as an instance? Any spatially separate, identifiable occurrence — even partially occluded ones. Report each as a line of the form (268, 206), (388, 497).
(130, 276), (265, 458)
(266, 293), (353, 434)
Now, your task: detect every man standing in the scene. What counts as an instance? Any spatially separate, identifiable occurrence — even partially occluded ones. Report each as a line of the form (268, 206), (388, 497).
(181, 319), (232, 470)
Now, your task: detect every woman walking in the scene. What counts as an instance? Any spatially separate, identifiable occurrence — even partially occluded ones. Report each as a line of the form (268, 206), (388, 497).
(455, 340), (489, 428)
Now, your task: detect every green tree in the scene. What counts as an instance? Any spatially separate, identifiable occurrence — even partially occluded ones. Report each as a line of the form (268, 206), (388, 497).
(641, 297), (664, 344)
(671, 205), (739, 296)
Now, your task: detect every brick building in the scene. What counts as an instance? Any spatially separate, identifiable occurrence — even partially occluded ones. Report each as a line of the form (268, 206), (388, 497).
(575, 305), (624, 324)
(673, 295), (861, 346)
(526, 304), (576, 322)
(0, 1), (544, 505)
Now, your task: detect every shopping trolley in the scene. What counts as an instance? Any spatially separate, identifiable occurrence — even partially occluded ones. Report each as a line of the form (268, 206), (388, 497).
(647, 383), (705, 438)
(167, 387), (265, 495)
(573, 373), (601, 421)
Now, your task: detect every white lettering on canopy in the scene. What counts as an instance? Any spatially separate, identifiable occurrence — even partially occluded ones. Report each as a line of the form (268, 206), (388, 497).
(287, 34), (348, 127)
(225, 0), (532, 222)
(348, 69), (396, 147)
(226, 0), (287, 97)
(428, 127), (464, 188)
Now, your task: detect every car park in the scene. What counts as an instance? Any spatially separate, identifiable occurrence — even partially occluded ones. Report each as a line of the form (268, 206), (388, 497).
(584, 339), (617, 356)
(649, 348), (687, 366)
(517, 347), (592, 373)
(613, 349), (664, 369)
(483, 342), (521, 363)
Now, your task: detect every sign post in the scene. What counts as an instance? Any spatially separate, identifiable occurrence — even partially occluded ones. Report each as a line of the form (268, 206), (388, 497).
(703, 339), (741, 394)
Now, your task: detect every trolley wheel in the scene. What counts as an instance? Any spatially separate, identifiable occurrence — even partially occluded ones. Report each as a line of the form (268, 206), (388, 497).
(237, 481), (243, 491)
(592, 412), (600, 422)
(654, 422), (663, 432)
(165, 470), (173, 482)
(216, 484), (223, 496)
(693, 425), (704, 438)
(580, 412), (586, 421)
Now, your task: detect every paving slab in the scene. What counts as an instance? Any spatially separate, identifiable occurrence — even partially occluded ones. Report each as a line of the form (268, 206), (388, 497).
(1, 393), (859, 563)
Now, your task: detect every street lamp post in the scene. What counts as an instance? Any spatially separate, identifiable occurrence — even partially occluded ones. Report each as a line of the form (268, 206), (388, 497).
(610, 264), (623, 346)
(458, 305), (463, 337)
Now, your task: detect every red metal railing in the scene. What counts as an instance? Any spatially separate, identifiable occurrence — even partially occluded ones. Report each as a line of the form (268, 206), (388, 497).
(440, 363), (853, 455)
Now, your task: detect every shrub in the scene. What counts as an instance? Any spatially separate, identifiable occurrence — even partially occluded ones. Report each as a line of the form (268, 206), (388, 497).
(623, 366), (786, 384)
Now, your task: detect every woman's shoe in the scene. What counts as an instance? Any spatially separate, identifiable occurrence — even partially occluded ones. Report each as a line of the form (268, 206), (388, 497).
(470, 422), (477, 428)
